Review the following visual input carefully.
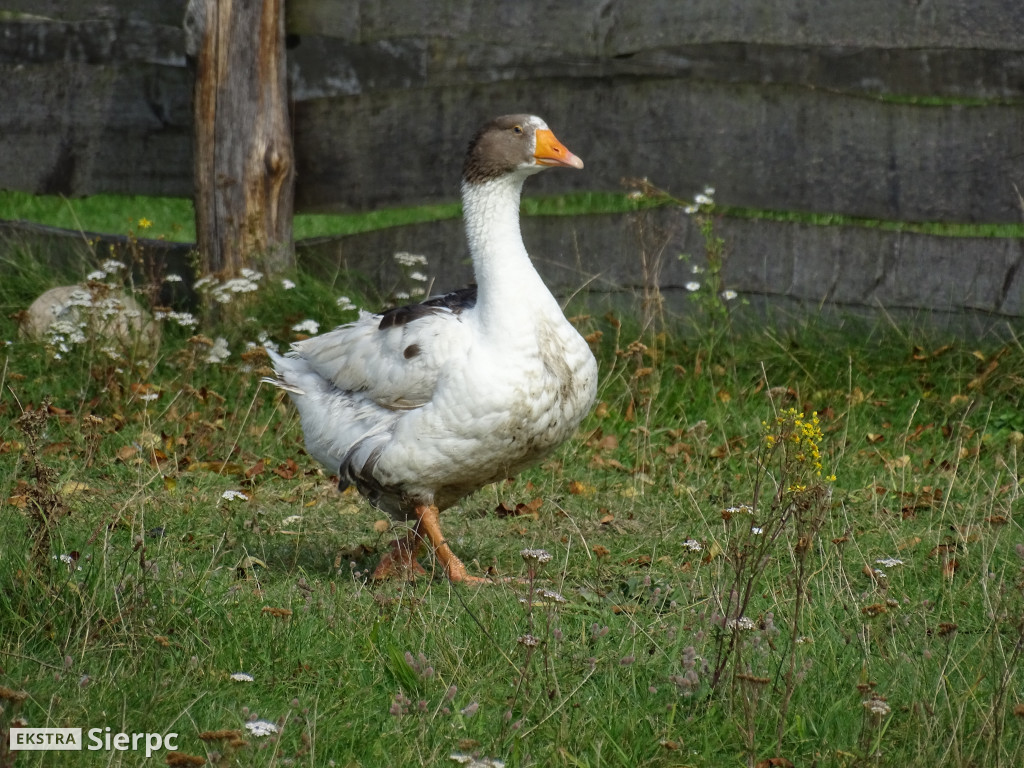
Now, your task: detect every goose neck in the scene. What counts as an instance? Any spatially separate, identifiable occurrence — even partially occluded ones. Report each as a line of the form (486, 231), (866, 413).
(461, 176), (552, 320)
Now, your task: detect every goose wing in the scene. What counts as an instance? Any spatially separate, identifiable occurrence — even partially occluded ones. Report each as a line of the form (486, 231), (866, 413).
(287, 287), (477, 410)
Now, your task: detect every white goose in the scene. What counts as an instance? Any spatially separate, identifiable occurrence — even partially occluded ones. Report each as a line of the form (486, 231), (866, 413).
(266, 114), (598, 583)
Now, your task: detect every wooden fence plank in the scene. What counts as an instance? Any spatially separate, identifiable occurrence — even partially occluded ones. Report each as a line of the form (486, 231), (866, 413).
(297, 211), (1024, 318)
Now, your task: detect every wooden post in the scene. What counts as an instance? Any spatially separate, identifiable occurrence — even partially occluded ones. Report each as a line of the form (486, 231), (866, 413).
(186, 0), (295, 277)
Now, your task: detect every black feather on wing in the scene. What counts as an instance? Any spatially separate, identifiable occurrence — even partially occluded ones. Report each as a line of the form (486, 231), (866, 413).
(378, 286), (478, 330)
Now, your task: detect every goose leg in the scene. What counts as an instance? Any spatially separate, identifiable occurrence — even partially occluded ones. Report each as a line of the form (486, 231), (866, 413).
(414, 504), (493, 584)
(372, 524), (427, 581)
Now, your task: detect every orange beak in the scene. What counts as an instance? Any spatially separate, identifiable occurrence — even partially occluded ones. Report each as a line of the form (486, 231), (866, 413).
(533, 129), (584, 169)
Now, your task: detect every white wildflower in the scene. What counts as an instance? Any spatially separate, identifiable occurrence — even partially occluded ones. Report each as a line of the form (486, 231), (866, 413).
(97, 296), (127, 319)
(244, 719), (278, 737)
(138, 392), (159, 403)
(685, 281), (701, 292)
(721, 289), (738, 301)
(725, 505), (754, 515)
(409, 271), (429, 283)
(694, 193), (713, 206)
(206, 337), (230, 364)
(213, 277), (260, 303)
(725, 616), (757, 631)
(520, 548), (553, 564)
(394, 251), (428, 267)
(751, 526), (764, 535)
(52, 554), (81, 570)
(684, 204), (699, 214)
(281, 278), (296, 290)
(163, 273), (184, 283)
(100, 259), (125, 274)
(65, 288), (94, 308)
(536, 588), (567, 603)
(393, 291), (410, 300)
(682, 538), (702, 552)
(230, 672), (254, 682)
(221, 490), (248, 502)
(291, 319), (319, 335)
(863, 698), (891, 717)
(282, 515), (302, 526)
(86, 270), (106, 281)
(690, 264), (705, 274)
(450, 753), (504, 768)
(876, 557), (904, 568)
(168, 311), (198, 328)
(336, 295), (357, 311)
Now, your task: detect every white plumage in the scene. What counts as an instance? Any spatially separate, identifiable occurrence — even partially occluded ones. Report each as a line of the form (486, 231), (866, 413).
(266, 114), (598, 583)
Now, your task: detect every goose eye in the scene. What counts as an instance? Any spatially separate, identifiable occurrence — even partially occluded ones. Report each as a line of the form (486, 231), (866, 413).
(512, 125), (523, 135)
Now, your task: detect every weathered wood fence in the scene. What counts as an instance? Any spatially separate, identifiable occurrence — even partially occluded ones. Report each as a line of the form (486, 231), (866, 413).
(2, 0), (1023, 322)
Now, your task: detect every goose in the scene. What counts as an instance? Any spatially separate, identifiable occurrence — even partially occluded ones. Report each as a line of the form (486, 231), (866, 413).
(265, 114), (598, 583)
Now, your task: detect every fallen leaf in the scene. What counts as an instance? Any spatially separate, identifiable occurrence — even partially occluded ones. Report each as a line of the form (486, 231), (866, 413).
(592, 545), (610, 557)
(702, 541), (723, 562)
(896, 536), (921, 551)
(884, 455), (911, 471)
(116, 445), (138, 462)
(273, 458), (299, 479)
(568, 480), (593, 495)
(245, 459), (266, 479)
(866, 433), (884, 444)
(941, 558), (959, 579)
(929, 543), (958, 558)
(373, 519), (391, 533)
(599, 512), (615, 525)
(187, 460), (245, 475)
(663, 442), (691, 458)
(61, 481), (92, 496)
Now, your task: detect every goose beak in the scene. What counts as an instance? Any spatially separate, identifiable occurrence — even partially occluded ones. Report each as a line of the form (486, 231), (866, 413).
(533, 129), (584, 170)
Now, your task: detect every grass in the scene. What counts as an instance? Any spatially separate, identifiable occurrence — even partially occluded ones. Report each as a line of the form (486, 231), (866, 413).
(0, 205), (1023, 768)
(4, 189), (1024, 246)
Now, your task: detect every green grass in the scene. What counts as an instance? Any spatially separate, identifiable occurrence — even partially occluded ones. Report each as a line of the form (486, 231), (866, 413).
(1, 225), (1023, 767)
(4, 189), (1023, 247)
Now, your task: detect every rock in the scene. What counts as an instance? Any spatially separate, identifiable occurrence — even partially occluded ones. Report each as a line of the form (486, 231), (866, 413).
(21, 284), (161, 357)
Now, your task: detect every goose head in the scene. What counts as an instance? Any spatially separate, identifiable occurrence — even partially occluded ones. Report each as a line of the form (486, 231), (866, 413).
(462, 114), (584, 184)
